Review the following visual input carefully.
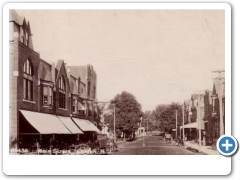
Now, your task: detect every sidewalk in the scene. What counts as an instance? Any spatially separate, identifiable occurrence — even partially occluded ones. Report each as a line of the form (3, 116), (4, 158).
(184, 141), (220, 155)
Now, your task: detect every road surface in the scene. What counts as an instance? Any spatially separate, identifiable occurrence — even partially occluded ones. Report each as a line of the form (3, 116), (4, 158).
(113, 135), (201, 155)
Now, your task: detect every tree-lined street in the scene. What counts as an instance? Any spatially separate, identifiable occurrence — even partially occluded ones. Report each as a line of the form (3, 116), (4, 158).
(114, 135), (203, 155)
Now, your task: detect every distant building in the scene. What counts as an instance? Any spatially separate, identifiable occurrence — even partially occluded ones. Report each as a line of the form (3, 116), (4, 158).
(181, 77), (225, 146)
(211, 78), (225, 142)
(180, 93), (205, 143)
(67, 65), (98, 122)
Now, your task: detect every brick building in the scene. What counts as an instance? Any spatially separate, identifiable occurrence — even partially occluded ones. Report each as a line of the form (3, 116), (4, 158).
(9, 10), (100, 150)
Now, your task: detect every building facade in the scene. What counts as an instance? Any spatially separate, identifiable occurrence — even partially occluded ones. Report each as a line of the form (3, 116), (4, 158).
(9, 10), (100, 149)
(181, 78), (225, 146)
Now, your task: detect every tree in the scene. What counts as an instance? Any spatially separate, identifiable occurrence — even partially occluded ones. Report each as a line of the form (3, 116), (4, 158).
(104, 91), (143, 139)
(94, 103), (106, 130)
(154, 102), (183, 134)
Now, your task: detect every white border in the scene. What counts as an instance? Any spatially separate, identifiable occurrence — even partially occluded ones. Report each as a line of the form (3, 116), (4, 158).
(3, 3), (231, 175)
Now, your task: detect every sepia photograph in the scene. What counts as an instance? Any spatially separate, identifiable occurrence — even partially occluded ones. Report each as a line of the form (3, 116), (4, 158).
(9, 7), (225, 156)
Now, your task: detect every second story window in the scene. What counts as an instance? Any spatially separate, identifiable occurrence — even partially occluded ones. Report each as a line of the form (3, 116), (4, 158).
(25, 32), (28, 46)
(59, 76), (66, 109)
(23, 59), (33, 101)
(59, 76), (65, 90)
(43, 86), (53, 105)
(72, 99), (77, 113)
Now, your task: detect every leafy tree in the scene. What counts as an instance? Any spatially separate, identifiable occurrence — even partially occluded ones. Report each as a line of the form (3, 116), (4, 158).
(153, 102), (183, 135)
(104, 91), (143, 139)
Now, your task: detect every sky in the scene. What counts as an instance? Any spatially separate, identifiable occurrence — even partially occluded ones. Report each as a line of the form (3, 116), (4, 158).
(16, 10), (225, 111)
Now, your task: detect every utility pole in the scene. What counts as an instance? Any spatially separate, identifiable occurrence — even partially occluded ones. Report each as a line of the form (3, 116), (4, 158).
(142, 116), (145, 147)
(182, 104), (185, 141)
(175, 110), (178, 139)
(113, 104), (116, 143)
(212, 70), (225, 136)
(197, 94), (202, 150)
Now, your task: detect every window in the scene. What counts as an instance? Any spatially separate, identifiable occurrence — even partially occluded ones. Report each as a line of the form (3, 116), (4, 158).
(59, 76), (66, 109)
(23, 59), (32, 75)
(93, 85), (96, 99)
(21, 29), (25, 44)
(87, 81), (90, 97)
(25, 32), (28, 46)
(59, 76), (65, 90)
(78, 78), (81, 94)
(72, 99), (77, 113)
(59, 92), (66, 109)
(23, 59), (33, 101)
(43, 86), (53, 105)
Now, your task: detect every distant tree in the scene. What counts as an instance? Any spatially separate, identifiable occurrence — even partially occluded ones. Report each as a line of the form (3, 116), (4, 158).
(104, 91), (143, 139)
(154, 102), (183, 134)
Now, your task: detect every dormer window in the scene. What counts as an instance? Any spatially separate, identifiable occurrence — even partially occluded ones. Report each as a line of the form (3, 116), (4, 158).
(59, 76), (66, 109)
(23, 59), (33, 101)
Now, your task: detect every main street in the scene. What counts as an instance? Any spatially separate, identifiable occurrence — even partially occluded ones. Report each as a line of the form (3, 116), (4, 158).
(113, 135), (202, 155)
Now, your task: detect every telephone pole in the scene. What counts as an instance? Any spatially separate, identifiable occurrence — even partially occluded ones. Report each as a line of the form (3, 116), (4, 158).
(113, 104), (116, 143)
(182, 104), (185, 141)
(175, 110), (178, 139)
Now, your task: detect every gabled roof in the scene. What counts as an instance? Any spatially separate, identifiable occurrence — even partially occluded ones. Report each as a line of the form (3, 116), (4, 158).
(55, 60), (70, 91)
(67, 66), (87, 84)
(27, 21), (32, 34)
(38, 60), (52, 82)
(56, 60), (64, 71)
(9, 10), (24, 25)
(69, 75), (78, 95)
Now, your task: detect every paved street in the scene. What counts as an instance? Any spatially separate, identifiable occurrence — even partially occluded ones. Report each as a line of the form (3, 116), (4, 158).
(114, 135), (200, 155)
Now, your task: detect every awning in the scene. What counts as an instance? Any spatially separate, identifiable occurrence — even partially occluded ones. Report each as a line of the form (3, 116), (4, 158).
(180, 122), (197, 129)
(180, 121), (204, 129)
(20, 110), (71, 134)
(72, 118), (101, 133)
(57, 116), (84, 134)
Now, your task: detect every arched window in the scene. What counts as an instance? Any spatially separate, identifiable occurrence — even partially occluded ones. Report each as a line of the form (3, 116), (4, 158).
(59, 76), (66, 108)
(23, 59), (32, 75)
(59, 76), (65, 90)
(23, 59), (33, 101)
